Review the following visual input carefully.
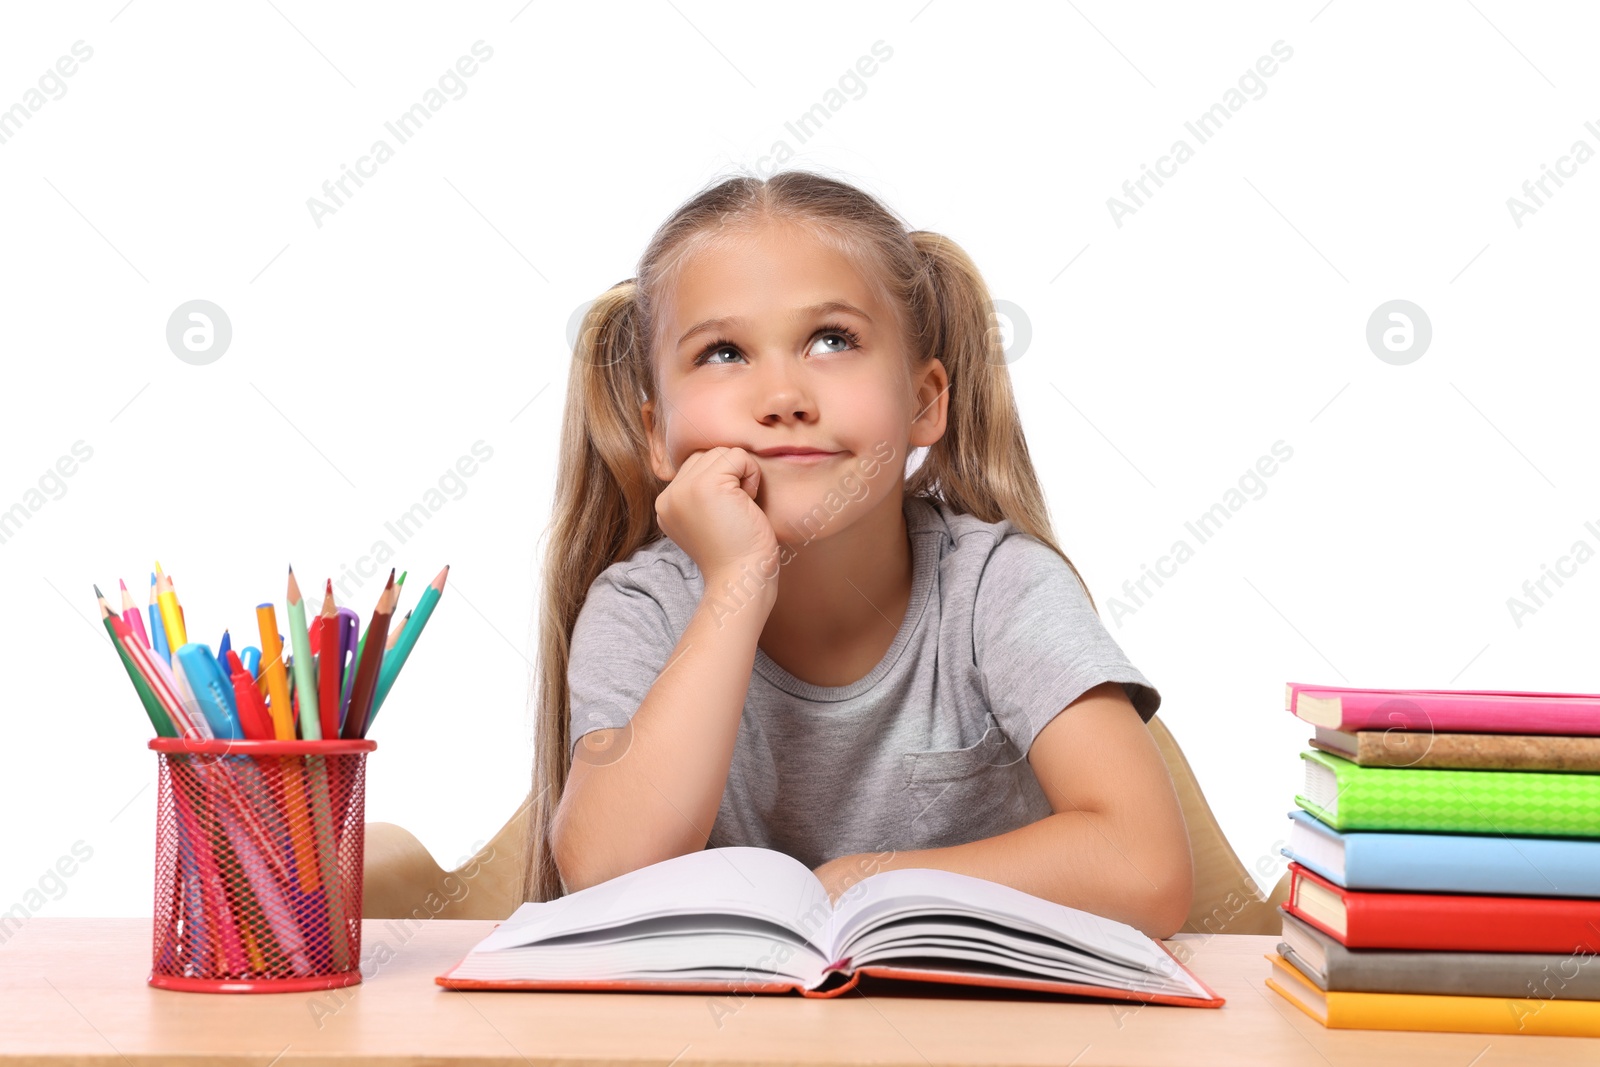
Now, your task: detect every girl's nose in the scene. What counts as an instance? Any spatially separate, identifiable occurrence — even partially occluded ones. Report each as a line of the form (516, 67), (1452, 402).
(758, 358), (815, 423)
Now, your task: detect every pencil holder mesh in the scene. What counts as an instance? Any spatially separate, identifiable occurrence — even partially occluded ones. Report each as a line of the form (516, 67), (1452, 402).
(148, 737), (376, 993)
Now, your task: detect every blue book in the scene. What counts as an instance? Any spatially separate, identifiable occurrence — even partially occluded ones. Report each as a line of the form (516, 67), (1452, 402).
(1280, 810), (1600, 897)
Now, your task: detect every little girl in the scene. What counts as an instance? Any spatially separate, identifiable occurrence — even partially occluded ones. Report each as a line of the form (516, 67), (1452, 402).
(524, 170), (1193, 939)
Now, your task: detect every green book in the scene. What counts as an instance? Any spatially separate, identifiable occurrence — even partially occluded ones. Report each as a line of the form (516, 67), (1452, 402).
(1294, 748), (1600, 837)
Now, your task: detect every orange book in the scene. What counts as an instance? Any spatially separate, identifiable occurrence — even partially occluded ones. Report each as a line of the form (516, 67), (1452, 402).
(1265, 953), (1600, 1036)
(437, 847), (1222, 1007)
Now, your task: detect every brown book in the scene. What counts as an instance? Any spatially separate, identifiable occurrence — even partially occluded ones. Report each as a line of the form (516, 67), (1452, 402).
(1310, 726), (1600, 771)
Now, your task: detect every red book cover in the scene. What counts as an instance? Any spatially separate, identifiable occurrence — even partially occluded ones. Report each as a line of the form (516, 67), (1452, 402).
(436, 936), (1226, 1007)
(1284, 862), (1600, 953)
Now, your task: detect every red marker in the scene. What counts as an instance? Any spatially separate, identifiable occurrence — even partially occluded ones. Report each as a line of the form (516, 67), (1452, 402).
(226, 649), (274, 740)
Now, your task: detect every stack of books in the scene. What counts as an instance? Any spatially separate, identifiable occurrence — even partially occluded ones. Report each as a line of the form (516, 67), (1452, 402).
(1264, 682), (1600, 1037)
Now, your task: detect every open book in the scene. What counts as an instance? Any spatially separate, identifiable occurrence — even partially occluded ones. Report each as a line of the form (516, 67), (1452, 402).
(435, 846), (1223, 1007)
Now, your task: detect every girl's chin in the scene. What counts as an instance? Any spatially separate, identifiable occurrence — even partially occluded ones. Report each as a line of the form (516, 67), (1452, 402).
(759, 492), (875, 540)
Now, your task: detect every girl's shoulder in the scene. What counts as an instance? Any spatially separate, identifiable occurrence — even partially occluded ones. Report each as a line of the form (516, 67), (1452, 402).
(582, 535), (702, 605)
(910, 495), (1092, 614)
(910, 495), (1059, 571)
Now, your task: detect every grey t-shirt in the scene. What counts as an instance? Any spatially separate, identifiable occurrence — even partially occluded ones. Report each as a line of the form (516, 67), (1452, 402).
(566, 493), (1161, 871)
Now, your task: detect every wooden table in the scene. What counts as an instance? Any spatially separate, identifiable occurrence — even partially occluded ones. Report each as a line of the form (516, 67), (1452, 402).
(1, 919), (1594, 1065)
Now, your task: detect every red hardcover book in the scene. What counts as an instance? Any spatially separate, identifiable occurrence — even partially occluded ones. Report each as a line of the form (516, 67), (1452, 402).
(436, 846), (1224, 1007)
(1285, 681), (1600, 736)
(1283, 862), (1600, 953)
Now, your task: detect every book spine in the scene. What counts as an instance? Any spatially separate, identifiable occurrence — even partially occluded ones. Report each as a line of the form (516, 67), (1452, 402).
(1323, 819), (1600, 897)
(1315, 942), (1600, 999)
(1292, 685), (1600, 736)
(1267, 954), (1600, 1037)
(1303, 888), (1600, 954)
(1351, 731), (1600, 771)
(1312, 751), (1600, 837)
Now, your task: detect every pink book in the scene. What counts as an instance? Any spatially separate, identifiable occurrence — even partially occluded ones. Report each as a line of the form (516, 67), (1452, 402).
(1285, 682), (1600, 737)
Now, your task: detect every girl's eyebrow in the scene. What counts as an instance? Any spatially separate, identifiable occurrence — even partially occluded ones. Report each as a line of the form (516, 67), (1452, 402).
(676, 301), (872, 348)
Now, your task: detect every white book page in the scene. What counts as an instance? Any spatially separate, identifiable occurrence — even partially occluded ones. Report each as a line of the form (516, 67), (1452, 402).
(825, 867), (1205, 996)
(473, 846), (834, 960)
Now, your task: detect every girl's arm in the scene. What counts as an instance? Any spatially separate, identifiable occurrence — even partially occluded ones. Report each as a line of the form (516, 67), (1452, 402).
(813, 681), (1195, 940)
(550, 575), (776, 894)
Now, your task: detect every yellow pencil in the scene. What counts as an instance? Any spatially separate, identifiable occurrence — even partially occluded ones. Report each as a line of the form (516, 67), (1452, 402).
(155, 565), (187, 648)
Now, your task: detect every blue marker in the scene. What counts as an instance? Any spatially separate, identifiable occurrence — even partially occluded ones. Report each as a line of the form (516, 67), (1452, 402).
(239, 646), (261, 678)
(174, 643), (244, 740)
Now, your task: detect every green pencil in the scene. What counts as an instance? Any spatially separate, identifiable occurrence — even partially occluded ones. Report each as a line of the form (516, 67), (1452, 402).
(286, 565), (321, 740)
(97, 585), (177, 737)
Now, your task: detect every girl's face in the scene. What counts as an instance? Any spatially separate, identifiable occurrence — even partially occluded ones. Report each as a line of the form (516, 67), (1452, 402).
(641, 223), (948, 544)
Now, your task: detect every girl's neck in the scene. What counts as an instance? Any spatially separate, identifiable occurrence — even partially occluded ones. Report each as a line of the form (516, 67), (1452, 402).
(757, 492), (915, 689)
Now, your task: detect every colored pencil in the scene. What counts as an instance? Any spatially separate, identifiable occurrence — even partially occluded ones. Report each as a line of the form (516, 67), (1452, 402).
(155, 563), (188, 648)
(366, 564), (447, 730)
(148, 572), (170, 664)
(286, 566), (321, 742)
(255, 604), (296, 741)
(119, 579), (150, 649)
(387, 610), (410, 650)
(316, 580), (341, 743)
(121, 627), (208, 740)
(341, 570), (395, 740)
(96, 588), (177, 738)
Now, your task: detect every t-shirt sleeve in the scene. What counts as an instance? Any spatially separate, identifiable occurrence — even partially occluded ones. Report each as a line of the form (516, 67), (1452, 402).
(972, 534), (1161, 754)
(566, 564), (680, 763)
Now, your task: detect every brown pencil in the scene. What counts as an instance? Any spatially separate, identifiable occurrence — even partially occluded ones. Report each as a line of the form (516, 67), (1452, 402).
(341, 570), (396, 739)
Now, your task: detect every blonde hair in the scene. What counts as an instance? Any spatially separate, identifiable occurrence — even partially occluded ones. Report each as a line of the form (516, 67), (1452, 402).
(523, 169), (1097, 903)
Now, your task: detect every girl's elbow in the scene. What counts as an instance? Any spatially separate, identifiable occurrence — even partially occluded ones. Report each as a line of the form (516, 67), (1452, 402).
(548, 795), (591, 894)
(1133, 848), (1194, 940)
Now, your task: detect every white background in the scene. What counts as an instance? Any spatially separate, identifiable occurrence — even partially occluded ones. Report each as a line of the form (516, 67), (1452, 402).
(2, 1), (1596, 921)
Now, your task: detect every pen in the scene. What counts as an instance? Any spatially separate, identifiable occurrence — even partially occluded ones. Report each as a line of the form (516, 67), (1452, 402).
(333, 607), (360, 734)
(174, 643), (245, 740)
(225, 649), (274, 740)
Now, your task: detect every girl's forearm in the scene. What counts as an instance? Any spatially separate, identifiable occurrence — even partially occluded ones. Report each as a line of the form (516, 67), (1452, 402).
(824, 808), (1194, 941)
(552, 581), (774, 892)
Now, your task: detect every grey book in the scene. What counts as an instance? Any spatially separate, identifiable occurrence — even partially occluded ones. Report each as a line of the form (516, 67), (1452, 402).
(1277, 908), (1600, 1000)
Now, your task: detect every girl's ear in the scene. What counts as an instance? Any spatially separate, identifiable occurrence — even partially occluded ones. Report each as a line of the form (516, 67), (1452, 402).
(908, 357), (950, 449)
(640, 399), (675, 481)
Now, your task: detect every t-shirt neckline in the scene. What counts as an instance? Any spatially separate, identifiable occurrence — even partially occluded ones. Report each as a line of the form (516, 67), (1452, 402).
(750, 495), (940, 702)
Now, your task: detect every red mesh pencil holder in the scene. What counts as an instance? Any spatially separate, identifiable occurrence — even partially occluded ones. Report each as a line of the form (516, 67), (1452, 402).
(148, 737), (376, 993)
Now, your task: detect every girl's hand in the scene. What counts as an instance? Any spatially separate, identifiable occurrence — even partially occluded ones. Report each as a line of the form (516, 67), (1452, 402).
(655, 446), (781, 591)
(812, 852), (889, 905)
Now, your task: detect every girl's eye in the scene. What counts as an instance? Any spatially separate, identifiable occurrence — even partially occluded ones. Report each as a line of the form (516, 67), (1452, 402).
(692, 323), (863, 366)
(809, 323), (863, 357)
